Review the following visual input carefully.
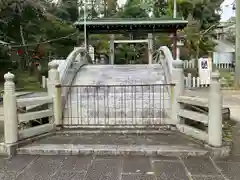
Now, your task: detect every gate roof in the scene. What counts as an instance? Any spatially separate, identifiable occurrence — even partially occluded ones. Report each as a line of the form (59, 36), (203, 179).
(74, 18), (188, 34)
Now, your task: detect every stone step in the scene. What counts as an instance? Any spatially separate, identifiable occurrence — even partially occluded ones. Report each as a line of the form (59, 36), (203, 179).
(64, 104), (170, 117)
(73, 78), (165, 86)
(69, 88), (169, 94)
(67, 99), (168, 105)
(101, 73), (163, 77)
(63, 109), (169, 119)
(54, 127), (174, 134)
(68, 93), (169, 101)
(62, 117), (171, 126)
(104, 80), (165, 85)
(98, 77), (163, 81)
(82, 64), (161, 68)
(67, 64), (170, 126)
(17, 144), (209, 157)
(64, 103), (168, 110)
(16, 132), (210, 157)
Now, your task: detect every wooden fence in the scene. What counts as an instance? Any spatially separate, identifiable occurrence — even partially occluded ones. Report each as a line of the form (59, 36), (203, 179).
(183, 60), (234, 72)
(184, 73), (232, 89)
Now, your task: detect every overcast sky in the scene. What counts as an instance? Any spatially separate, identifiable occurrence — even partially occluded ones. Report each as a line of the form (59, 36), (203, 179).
(54, 0), (235, 22)
(221, 0), (235, 21)
(117, 0), (235, 21)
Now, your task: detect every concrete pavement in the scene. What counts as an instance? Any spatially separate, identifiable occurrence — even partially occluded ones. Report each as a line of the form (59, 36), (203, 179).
(0, 155), (240, 180)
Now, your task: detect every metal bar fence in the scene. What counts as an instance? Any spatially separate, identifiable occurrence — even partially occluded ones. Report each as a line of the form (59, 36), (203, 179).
(59, 84), (174, 127)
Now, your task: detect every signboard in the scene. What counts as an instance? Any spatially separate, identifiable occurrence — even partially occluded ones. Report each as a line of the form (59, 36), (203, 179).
(198, 57), (212, 85)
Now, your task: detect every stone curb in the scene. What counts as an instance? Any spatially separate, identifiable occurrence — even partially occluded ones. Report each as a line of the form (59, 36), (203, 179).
(0, 127), (232, 158)
(205, 144), (232, 158)
(177, 131), (233, 158)
(56, 126), (176, 135)
(17, 144), (209, 157)
(0, 131), (56, 156)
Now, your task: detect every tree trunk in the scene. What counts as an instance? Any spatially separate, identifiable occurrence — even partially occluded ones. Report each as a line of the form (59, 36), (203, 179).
(19, 25), (26, 69)
(195, 41), (200, 73)
(235, 0), (240, 87)
(196, 42), (200, 61)
(103, 0), (107, 17)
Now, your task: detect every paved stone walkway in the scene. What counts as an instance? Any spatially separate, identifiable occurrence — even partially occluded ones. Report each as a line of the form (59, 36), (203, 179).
(0, 154), (240, 180)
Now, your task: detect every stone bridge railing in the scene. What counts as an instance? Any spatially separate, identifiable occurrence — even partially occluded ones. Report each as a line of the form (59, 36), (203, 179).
(2, 54), (224, 156)
(154, 46), (224, 147)
(153, 46), (173, 94)
(2, 72), (55, 155)
(1, 47), (90, 155)
(48, 47), (89, 111)
(171, 60), (223, 147)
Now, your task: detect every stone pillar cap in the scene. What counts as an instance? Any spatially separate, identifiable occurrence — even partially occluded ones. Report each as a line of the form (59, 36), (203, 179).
(172, 59), (183, 68)
(48, 61), (59, 69)
(4, 72), (14, 81)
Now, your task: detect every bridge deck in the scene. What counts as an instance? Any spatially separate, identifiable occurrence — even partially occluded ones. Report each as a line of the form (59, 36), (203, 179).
(63, 64), (171, 127)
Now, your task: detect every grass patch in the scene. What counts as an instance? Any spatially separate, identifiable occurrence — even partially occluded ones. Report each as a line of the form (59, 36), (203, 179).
(219, 71), (234, 88)
(15, 71), (45, 92)
(222, 119), (236, 143)
(0, 84), (3, 92)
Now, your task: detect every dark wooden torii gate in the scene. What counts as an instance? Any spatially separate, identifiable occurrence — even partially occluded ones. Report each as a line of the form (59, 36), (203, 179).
(74, 18), (188, 64)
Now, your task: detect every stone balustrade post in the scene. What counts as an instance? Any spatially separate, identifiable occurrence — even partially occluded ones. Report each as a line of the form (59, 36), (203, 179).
(3, 72), (18, 144)
(42, 76), (46, 88)
(171, 60), (184, 124)
(208, 71), (222, 147)
(48, 61), (59, 95)
(54, 79), (62, 127)
(176, 42), (180, 61)
(158, 52), (165, 65)
(48, 62), (62, 126)
(109, 34), (115, 64)
(148, 33), (153, 64)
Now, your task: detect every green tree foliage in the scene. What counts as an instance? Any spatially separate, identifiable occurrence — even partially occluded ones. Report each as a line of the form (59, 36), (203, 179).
(50, 0), (79, 22)
(152, 0), (168, 18)
(178, 0), (223, 27)
(225, 16), (236, 44)
(118, 0), (148, 18)
(0, 0), (224, 71)
(178, 0), (223, 58)
(0, 0), (78, 70)
(184, 14), (217, 60)
(141, 0), (223, 59)
(114, 0), (149, 64)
